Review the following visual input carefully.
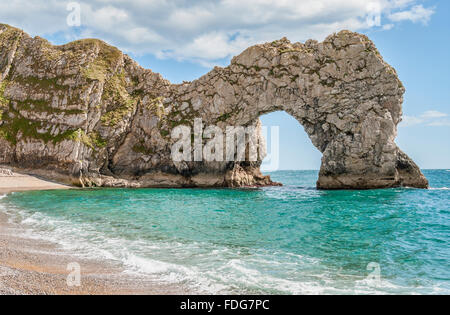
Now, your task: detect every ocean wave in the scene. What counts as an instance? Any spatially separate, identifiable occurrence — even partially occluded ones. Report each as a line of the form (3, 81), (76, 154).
(0, 206), (351, 294)
(7, 209), (450, 295)
(124, 254), (182, 274)
(4, 207), (225, 293)
(430, 187), (450, 190)
(3, 188), (450, 295)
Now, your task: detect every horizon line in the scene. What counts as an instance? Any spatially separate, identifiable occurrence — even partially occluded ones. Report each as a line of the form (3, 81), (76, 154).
(265, 168), (449, 172)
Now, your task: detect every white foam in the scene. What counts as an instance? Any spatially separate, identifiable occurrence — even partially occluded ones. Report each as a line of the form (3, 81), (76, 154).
(5, 210), (431, 294)
(210, 258), (334, 294)
(2, 206), (221, 292)
(124, 254), (181, 274)
(430, 187), (449, 190)
(3, 199), (450, 295)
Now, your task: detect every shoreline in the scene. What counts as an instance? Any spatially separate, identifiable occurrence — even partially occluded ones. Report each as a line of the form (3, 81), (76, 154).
(0, 169), (190, 295)
(0, 168), (72, 195)
(0, 199), (190, 295)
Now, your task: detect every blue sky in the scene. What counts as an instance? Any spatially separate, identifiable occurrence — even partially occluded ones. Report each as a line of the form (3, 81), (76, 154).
(1, 0), (448, 169)
(260, 0), (450, 170)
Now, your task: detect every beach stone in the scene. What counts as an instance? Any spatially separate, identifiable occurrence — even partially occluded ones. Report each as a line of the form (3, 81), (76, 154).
(0, 24), (428, 189)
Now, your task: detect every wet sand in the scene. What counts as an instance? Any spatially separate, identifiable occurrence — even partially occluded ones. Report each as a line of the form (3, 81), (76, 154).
(0, 168), (189, 295)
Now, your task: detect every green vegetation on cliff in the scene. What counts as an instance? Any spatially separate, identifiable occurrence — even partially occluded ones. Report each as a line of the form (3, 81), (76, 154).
(132, 141), (155, 155)
(14, 75), (69, 92)
(0, 25), (23, 48)
(14, 98), (85, 115)
(0, 112), (107, 149)
(75, 39), (123, 83)
(101, 71), (138, 127)
(0, 80), (9, 120)
(68, 129), (107, 149)
(0, 114), (77, 145)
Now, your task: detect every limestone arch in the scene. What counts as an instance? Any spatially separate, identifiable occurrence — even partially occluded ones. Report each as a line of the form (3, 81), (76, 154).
(167, 31), (428, 189)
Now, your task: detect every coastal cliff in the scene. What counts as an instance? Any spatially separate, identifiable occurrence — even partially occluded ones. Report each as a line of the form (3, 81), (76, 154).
(0, 23), (428, 189)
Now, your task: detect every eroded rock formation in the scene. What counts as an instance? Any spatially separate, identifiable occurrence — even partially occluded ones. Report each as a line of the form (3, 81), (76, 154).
(0, 23), (428, 189)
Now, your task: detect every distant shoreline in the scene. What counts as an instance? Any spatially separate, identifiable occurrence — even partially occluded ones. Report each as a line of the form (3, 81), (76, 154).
(0, 168), (71, 195)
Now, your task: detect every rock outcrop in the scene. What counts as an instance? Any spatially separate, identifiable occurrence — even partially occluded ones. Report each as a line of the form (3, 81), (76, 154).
(0, 23), (428, 189)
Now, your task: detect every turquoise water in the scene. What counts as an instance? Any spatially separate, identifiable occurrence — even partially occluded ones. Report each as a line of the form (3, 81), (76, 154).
(0, 170), (449, 294)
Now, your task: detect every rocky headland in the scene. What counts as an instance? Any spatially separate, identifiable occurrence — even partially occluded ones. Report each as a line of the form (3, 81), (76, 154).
(0, 23), (428, 189)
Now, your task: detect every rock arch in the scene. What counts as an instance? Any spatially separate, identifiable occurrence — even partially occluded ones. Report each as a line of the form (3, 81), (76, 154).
(160, 31), (428, 189)
(0, 24), (428, 189)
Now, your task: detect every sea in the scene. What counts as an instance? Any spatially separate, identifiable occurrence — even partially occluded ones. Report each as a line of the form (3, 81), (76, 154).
(0, 170), (449, 294)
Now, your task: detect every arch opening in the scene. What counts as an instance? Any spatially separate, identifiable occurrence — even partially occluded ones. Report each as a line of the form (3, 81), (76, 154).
(259, 111), (322, 175)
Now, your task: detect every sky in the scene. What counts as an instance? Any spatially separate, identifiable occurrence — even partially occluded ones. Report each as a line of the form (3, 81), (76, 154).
(0, 0), (448, 170)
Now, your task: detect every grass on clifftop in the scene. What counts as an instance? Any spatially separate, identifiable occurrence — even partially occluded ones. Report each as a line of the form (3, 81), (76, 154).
(69, 39), (123, 84)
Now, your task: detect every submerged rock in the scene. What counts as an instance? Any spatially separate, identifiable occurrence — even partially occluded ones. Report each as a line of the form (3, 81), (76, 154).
(0, 24), (428, 189)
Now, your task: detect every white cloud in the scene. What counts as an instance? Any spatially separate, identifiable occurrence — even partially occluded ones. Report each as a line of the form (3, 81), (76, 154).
(427, 120), (450, 127)
(421, 110), (448, 119)
(400, 111), (449, 127)
(401, 115), (424, 127)
(0, 0), (436, 65)
(389, 5), (435, 24)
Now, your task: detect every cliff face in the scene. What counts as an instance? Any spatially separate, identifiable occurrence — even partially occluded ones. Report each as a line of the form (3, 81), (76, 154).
(0, 24), (428, 189)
